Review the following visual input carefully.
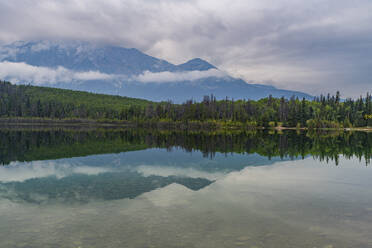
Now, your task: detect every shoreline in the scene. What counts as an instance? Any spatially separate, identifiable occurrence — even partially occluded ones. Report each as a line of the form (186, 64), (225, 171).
(0, 118), (371, 132)
(274, 126), (372, 132)
(0, 118), (134, 127)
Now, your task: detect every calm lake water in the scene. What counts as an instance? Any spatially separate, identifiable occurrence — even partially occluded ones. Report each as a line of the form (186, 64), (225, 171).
(0, 129), (371, 248)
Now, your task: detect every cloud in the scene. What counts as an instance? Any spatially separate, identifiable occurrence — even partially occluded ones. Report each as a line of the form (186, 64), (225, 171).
(0, 0), (371, 97)
(0, 61), (227, 85)
(133, 69), (227, 83)
(0, 61), (114, 84)
(135, 165), (224, 180)
(75, 71), (114, 81)
(0, 161), (113, 183)
(30, 40), (51, 52)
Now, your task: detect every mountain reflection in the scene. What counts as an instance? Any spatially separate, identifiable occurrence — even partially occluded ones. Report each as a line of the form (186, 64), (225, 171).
(0, 169), (213, 204)
(0, 148), (278, 205)
(0, 128), (371, 205)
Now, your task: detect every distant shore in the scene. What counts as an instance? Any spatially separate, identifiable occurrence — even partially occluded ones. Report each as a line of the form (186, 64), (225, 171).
(274, 126), (372, 132)
(0, 117), (133, 127)
(0, 117), (371, 132)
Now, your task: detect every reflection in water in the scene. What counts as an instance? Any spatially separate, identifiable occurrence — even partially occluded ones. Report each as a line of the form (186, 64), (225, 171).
(0, 148), (284, 204)
(0, 170), (212, 204)
(0, 129), (371, 165)
(0, 129), (371, 247)
(0, 157), (371, 248)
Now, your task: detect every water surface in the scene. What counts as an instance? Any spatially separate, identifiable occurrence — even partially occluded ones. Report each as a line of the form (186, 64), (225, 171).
(0, 129), (371, 248)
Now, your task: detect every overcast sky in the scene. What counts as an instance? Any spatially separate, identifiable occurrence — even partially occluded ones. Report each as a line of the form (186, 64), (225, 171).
(0, 0), (371, 97)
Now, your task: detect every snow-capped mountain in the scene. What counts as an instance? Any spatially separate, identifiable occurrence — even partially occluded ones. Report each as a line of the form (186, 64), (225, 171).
(0, 40), (312, 102)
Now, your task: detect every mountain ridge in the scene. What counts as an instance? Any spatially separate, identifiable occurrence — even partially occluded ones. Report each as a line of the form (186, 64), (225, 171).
(0, 40), (313, 103)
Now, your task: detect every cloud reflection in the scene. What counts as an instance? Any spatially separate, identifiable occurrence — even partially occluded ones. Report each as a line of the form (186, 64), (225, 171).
(0, 161), (113, 183)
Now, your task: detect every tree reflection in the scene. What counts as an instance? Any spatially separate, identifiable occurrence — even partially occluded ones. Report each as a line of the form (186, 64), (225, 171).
(0, 128), (370, 165)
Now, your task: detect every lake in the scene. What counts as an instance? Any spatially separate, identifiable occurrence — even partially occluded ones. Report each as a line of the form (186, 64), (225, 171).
(0, 128), (371, 248)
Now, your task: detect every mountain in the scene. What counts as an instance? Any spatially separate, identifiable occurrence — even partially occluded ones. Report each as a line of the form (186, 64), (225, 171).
(176, 58), (216, 71)
(0, 40), (312, 102)
(0, 40), (177, 74)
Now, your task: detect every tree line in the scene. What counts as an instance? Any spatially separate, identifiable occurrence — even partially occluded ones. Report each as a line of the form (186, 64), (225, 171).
(0, 80), (371, 128)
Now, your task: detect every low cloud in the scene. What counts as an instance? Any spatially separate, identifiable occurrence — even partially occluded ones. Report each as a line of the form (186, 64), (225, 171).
(135, 165), (224, 180)
(75, 71), (114, 81)
(0, 61), (114, 84)
(133, 69), (227, 83)
(0, 161), (114, 183)
(0, 61), (227, 85)
(30, 40), (52, 52)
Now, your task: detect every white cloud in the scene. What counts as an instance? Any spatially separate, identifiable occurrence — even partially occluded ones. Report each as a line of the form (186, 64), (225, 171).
(133, 69), (227, 83)
(0, 61), (227, 85)
(0, 61), (114, 84)
(135, 165), (224, 180)
(140, 183), (194, 207)
(75, 70), (114, 81)
(0, 161), (113, 183)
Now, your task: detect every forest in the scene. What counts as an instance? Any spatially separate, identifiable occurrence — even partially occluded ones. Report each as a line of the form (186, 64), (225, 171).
(0, 80), (371, 128)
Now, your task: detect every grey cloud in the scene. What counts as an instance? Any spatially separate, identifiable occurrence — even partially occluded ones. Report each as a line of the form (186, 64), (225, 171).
(0, 0), (371, 97)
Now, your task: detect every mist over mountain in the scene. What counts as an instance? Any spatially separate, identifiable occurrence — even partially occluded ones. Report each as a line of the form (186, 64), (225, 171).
(0, 40), (312, 102)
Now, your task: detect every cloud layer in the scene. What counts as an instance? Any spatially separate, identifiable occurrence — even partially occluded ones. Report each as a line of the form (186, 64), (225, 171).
(134, 69), (226, 83)
(0, 61), (225, 85)
(0, 0), (371, 97)
(0, 161), (113, 183)
(0, 61), (114, 84)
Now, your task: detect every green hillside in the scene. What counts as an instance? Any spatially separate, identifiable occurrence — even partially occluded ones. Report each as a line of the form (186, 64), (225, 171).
(0, 81), (152, 119)
(24, 84), (151, 110)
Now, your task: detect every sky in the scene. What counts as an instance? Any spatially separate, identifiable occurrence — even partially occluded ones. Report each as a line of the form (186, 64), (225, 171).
(0, 0), (371, 97)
